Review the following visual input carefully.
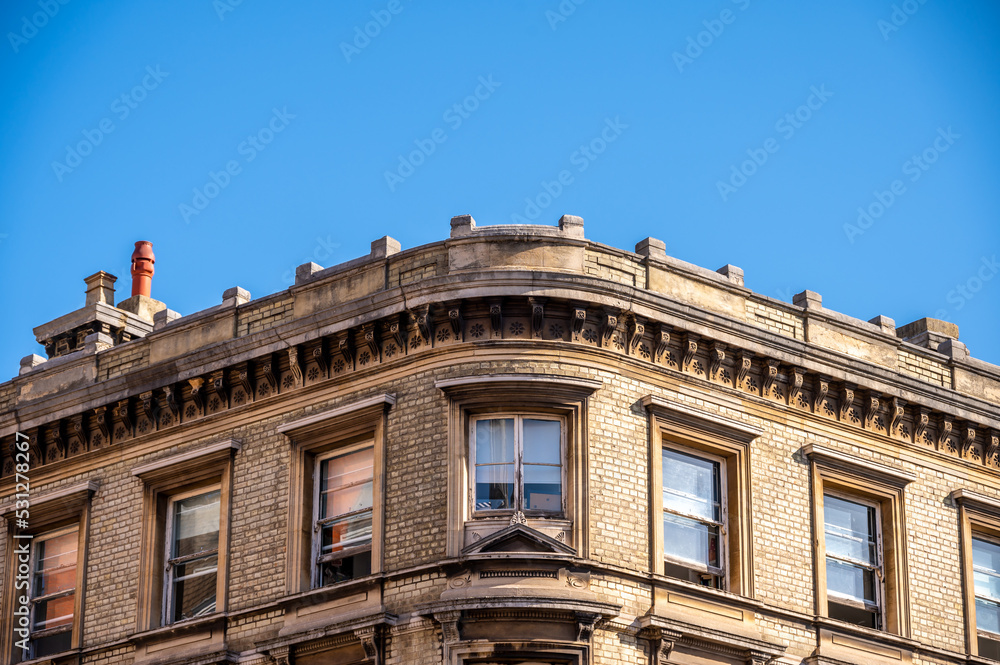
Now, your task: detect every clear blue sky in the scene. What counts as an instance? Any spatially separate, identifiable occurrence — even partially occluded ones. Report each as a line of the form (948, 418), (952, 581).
(1, 1), (998, 380)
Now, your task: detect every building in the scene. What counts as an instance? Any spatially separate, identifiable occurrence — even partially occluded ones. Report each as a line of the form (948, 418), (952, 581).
(1, 215), (999, 665)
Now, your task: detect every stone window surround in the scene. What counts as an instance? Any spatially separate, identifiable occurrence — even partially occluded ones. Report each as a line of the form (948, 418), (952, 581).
(804, 444), (914, 638)
(436, 374), (602, 559)
(951, 488), (1000, 660)
(131, 439), (240, 632)
(277, 393), (393, 595)
(0, 481), (96, 663)
(643, 395), (761, 597)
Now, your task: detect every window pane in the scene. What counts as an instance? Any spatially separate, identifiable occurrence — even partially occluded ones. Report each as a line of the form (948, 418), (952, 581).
(974, 538), (1000, 601)
(826, 557), (876, 603)
(320, 549), (371, 585)
(320, 447), (374, 520)
(172, 554), (218, 622)
(32, 593), (75, 631)
(33, 530), (77, 598)
(476, 418), (515, 464)
(664, 513), (719, 568)
(321, 511), (373, 554)
(172, 490), (220, 559)
(524, 464), (561, 511)
(662, 449), (720, 522)
(978, 598), (1000, 634)
(32, 631), (71, 658)
(824, 495), (876, 565)
(522, 419), (561, 464)
(475, 463), (514, 510)
(828, 599), (878, 629)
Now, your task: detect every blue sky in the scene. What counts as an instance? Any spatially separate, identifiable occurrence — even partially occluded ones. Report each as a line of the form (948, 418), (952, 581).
(1, 0), (998, 379)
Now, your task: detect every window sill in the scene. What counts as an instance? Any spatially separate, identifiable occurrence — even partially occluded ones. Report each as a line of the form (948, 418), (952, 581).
(813, 616), (918, 665)
(280, 574), (381, 610)
(16, 648), (80, 665)
(129, 612), (225, 646)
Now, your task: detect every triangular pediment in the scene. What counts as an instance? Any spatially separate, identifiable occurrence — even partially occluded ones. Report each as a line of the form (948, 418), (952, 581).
(461, 523), (575, 555)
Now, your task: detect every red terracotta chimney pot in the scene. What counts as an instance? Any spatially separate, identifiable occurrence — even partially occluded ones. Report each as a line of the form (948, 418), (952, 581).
(131, 241), (155, 298)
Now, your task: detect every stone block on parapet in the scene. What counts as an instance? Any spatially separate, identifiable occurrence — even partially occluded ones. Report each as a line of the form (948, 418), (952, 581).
(84, 271), (117, 306)
(868, 315), (896, 334)
(83, 332), (114, 354)
(716, 264), (745, 287)
(450, 215), (476, 238)
(793, 290), (822, 309)
(897, 317), (959, 352)
(19, 354), (45, 375)
(635, 237), (666, 258)
(558, 214), (584, 238)
(222, 287), (251, 307)
(153, 309), (182, 331)
(939, 338), (969, 360)
(371, 236), (401, 259)
(295, 262), (324, 285)
(117, 295), (167, 323)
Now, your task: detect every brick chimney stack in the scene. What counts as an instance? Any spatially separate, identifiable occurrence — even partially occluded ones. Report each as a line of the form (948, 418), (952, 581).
(131, 241), (155, 297)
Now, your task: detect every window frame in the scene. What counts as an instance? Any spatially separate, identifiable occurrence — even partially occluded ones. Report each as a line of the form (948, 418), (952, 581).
(162, 484), (222, 625)
(278, 393), (392, 595)
(25, 524), (80, 659)
(644, 395), (760, 597)
(131, 439), (239, 631)
(821, 490), (885, 628)
(951, 488), (1000, 659)
(1, 481), (95, 663)
(660, 442), (728, 587)
(804, 444), (913, 637)
(469, 413), (567, 518)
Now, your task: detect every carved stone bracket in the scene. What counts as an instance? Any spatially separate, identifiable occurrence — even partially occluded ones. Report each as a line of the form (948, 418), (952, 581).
(654, 324), (671, 365)
(761, 359), (778, 399)
(601, 310), (618, 349)
(961, 422), (978, 459)
(528, 298), (545, 339)
(163, 385), (180, 421)
(864, 393), (881, 431)
(788, 366), (805, 407)
(140, 391), (159, 428)
(448, 305), (463, 340)
(287, 346), (303, 388)
(914, 407), (930, 446)
(188, 377), (206, 413)
(745, 650), (777, 665)
(336, 332), (353, 371)
(986, 430), (1000, 467)
(311, 340), (329, 379)
(736, 350), (753, 389)
(68, 414), (88, 453)
(839, 383), (855, 422)
(413, 305), (431, 345)
(938, 415), (954, 451)
(510, 510), (527, 525)
(489, 300), (504, 338)
(571, 305), (586, 341)
(266, 646), (291, 665)
(233, 362), (254, 400)
(709, 342), (726, 381)
(434, 610), (462, 644)
(890, 397), (906, 438)
(574, 612), (600, 643)
(114, 399), (133, 438)
(261, 354), (278, 393)
(628, 316), (645, 355)
(362, 323), (380, 362)
(813, 375), (830, 414)
(388, 314), (406, 351)
(354, 625), (380, 664)
(682, 333), (699, 373)
(641, 627), (682, 665)
(208, 370), (227, 408)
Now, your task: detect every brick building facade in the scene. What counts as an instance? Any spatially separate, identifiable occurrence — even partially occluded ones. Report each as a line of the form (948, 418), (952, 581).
(1, 215), (999, 665)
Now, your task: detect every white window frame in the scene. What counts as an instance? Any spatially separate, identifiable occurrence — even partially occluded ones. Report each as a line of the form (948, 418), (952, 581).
(162, 484), (221, 625)
(660, 443), (727, 587)
(312, 440), (375, 588)
(469, 414), (566, 518)
(972, 532), (1000, 650)
(822, 490), (885, 629)
(27, 524), (79, 658)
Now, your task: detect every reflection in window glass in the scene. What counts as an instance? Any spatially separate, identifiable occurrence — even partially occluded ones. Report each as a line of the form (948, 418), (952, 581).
(30, 528), (78, 658)
(661, 448), (722, 585)
(823, 494), (881, 629)
(473, 417), (562, 514)
(167, 490), (220, 623)
(317, 446), (374, 585)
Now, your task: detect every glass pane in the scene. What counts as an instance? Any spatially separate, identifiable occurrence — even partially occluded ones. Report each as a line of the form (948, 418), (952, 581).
(172, 490), (220, 559)
(662, 448), (720, 521)
(524, 464), (561, 511)
(33, 530), (77, 598)
(664, 513), (719, 568)
(32, 593), (75, 631)
(829, 599), (878, 629)
(476, 418), (515, 464)
(522, 419), (561, 464)
(32, 630), (71, 658)
(320, 447), (374, 521)
(826, 557), (876, 603)
(475, 463), (514, 510)
(974, 538), (1000, 601)
(321, 511), (373, 554)
(978, 598), (1000, 634)
(172, 554), (218, 622)
(824, 495), (876, 564)
(320, 549), (372, 585)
